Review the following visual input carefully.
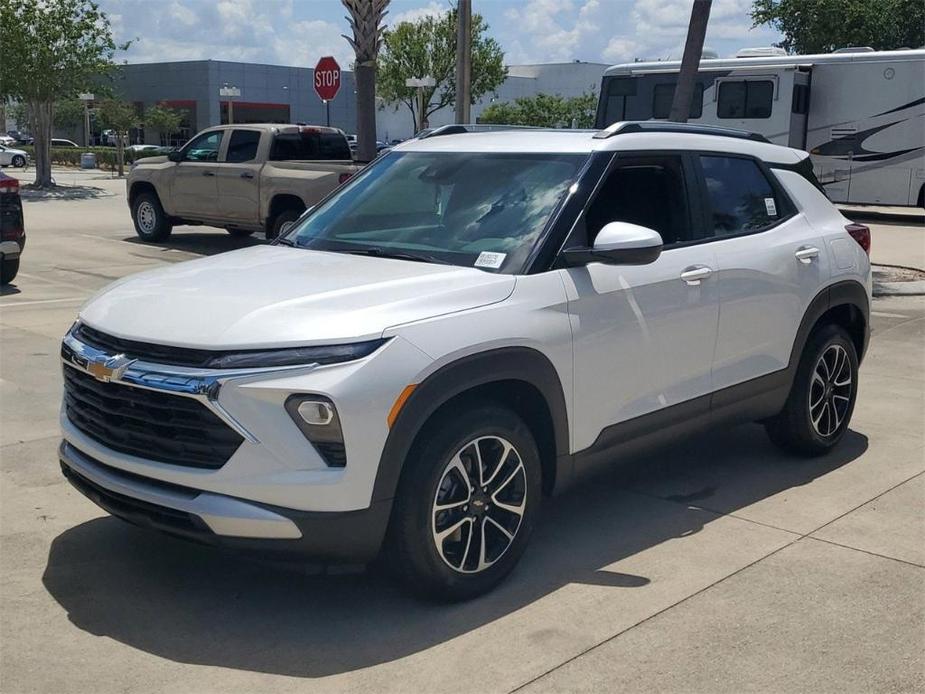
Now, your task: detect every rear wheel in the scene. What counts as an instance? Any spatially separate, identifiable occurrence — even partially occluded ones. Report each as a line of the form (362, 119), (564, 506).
(132, 192), (172, 242)
(1, 257), (19, 285)
(11, 155), (25, 168)
(765, 324), (858, 456)
(387, 405), (542, 601)
(268, 208), (303, 239)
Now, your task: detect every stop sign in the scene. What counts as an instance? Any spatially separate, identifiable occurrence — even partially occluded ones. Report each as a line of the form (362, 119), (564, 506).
(314, 56), (341, 101)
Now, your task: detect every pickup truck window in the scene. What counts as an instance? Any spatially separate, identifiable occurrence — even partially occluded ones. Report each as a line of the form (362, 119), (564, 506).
(270, 131), (351, 161)
(183, 130), (223, 162)
(226, 130), (261, 163)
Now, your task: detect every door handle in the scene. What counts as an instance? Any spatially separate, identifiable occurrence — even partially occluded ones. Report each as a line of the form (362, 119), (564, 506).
(240, 171), (255, 179)
(680, 266), (713, 285)
(201, 170), (215, 177)
(795, 246), (820, 264)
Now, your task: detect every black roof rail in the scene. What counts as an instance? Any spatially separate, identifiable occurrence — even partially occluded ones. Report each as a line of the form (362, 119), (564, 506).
(418, 124), (543, 138)
(593, 121), (771, 143)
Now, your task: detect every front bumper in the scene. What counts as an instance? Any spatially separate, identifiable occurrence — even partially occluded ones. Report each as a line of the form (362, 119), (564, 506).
(60, 441), (393, 561)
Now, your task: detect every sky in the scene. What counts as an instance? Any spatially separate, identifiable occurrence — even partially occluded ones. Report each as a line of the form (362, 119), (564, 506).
(98, 0), (783, 69)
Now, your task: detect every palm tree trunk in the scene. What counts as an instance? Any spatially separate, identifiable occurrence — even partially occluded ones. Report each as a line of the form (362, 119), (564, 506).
(355, 62), (377, 163)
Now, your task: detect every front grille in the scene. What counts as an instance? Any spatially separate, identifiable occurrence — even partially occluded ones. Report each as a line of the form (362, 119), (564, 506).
(75, 323), (219, 368)
(63, 365), (244, 469)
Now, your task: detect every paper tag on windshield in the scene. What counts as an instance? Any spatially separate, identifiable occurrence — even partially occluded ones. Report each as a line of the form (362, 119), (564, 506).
(475, 251), (506, 269)
(765, 197), (778, 217)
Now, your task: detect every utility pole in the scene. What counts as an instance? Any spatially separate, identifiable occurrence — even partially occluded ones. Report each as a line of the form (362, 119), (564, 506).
(669, 0), (712, 123)
(454, 0), (472, 124)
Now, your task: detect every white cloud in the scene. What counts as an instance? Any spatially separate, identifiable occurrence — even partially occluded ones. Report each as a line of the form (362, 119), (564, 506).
(389, 1), (446, 26)
(503, 0), (603, 63)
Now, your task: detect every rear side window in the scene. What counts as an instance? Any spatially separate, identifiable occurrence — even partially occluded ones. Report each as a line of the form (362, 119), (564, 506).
(225, 130), (261, 163)
(717, 80), (774, 119)
(700, 155), (781, 236)
(652, 83), (704, 119)
(270, 131), (351, 161)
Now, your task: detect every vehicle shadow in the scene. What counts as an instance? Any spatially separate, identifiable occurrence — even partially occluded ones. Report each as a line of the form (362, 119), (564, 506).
(42, 424), (868, 678)
(20, 185), (112, 201)
(123, 230), (266, 257)
(0, 283), (22, 296)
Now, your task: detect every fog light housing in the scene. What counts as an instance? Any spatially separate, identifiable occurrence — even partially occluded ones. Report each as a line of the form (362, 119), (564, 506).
(285, 395), (346, 467)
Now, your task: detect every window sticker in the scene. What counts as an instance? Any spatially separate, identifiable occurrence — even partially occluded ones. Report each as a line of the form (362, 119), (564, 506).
(475, 251), (507, 269)
(764, 197), (778, 217)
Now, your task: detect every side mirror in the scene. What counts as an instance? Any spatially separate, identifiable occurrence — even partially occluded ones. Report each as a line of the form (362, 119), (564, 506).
(168, 150), (183, 163)
(561, 221), (663, 267)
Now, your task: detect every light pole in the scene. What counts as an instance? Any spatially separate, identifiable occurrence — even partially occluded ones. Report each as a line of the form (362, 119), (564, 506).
(405, 76), (436, 132)
(79, 92), (94, 146)
(219, 84), (241, 124)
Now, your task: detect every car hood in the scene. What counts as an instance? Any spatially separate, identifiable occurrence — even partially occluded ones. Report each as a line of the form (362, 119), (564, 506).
(79, 246), (515, 349)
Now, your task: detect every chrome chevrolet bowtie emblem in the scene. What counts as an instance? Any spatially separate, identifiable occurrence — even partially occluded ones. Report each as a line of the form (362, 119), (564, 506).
(86, 353), (135, 383)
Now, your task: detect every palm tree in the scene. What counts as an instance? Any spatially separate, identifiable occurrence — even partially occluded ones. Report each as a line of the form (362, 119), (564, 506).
(342, 0), (389, 163)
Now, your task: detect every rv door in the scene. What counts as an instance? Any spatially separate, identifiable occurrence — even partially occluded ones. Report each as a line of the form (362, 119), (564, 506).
(788, 69), (811, 149)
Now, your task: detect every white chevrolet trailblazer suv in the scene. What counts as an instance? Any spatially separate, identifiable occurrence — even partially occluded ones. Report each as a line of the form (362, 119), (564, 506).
(60, 123), (871, 600)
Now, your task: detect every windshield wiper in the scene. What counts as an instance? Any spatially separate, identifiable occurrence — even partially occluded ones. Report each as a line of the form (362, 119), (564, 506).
(273, 237), (297, 247)
(342, 247), (451, 265)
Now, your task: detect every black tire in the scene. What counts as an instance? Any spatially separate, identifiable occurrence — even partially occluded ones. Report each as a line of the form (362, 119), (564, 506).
(225, 228), (254, 238)
(765, 324), (859, 456)
(11, 155), (26, 168)
(268, 208), (303, 239)
(386, 404), (543, 601)
(131, 191), (172, 242)
(1, 257), (19, 285)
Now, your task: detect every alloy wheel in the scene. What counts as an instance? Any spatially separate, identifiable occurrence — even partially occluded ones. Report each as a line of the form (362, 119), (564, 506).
(809, 344), (852, 438)
(137, 201), (157, 233)
(431, 435), (527, 574)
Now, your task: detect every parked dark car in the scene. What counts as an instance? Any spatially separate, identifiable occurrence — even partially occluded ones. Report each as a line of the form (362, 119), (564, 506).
(0, 172), (25, 285)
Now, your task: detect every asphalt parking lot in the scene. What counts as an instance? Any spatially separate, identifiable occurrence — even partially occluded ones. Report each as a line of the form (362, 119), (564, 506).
(1, 169), (923, 693)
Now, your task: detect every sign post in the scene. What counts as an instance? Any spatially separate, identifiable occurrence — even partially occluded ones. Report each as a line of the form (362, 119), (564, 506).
(219, 84), (241, 124)
(314, 56), (341, 126)
(78, 93), (94, 147)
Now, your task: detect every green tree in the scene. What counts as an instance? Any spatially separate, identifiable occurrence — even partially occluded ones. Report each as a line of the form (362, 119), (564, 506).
(377, 9), (506, 131)
(0, 0), (126, 187)
(479, 92), (598, 128)
(97, 99), (139, 177)
(54, 98), (85, 130)
(751, 0), (925, 54)
(144, 104), (183, 146)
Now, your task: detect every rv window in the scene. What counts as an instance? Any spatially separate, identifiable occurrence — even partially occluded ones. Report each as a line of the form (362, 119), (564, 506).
(652, 83), (704, 119)
(601, 77), (638, 126)
(717, 80), (774, 119)
(699, 155), (780, 236)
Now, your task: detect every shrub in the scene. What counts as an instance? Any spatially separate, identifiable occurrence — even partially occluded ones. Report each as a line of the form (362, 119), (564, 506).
(17, 145), (164, 172)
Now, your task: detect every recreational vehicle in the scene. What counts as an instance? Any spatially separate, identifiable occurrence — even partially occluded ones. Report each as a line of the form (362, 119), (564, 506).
(596, 48), (925, 207)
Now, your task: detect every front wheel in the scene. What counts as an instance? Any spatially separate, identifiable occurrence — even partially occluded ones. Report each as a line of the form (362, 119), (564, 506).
(387, 405), (542, 601)
(765, 324), (859, 456)
(131, 192), (172, 242)
(11, 155), (26, 168)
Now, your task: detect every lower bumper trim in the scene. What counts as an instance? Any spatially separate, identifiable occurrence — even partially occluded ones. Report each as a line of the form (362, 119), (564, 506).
(59, 441), (394, 562)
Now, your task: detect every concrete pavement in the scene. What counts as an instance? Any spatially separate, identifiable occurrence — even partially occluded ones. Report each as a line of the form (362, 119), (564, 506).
(1, 169), (923, 693)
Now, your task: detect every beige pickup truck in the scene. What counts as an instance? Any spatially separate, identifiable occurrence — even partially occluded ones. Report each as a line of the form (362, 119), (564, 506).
(126, 124), (359, 242)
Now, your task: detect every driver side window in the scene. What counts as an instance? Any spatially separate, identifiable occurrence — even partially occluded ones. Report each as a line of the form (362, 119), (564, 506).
(183, 131), (224, 162)
(583, 154), (691, 246)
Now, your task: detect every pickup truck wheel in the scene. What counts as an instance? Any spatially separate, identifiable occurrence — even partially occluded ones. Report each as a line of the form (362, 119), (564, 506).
(269, 209), (303, 239)
(386, 405), (542, 601)
(226, 228), (254, 237)
(1, 257), (20, 285)
(132, 192), (172, 242)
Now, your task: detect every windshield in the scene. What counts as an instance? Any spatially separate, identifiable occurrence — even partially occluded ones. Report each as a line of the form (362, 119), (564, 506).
(285, 151), (587, 273)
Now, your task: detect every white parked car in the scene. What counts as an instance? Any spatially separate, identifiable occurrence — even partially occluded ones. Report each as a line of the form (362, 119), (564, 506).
(0, 145), (28, 168)
(58, 122), (871, 600)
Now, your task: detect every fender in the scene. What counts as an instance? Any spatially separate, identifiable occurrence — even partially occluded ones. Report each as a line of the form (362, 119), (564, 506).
(787, 279), (870, 375)
(371, 347), (572, 504)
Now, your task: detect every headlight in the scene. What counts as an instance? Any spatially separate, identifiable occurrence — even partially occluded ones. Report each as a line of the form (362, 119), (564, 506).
(203, 339), (387, 370)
